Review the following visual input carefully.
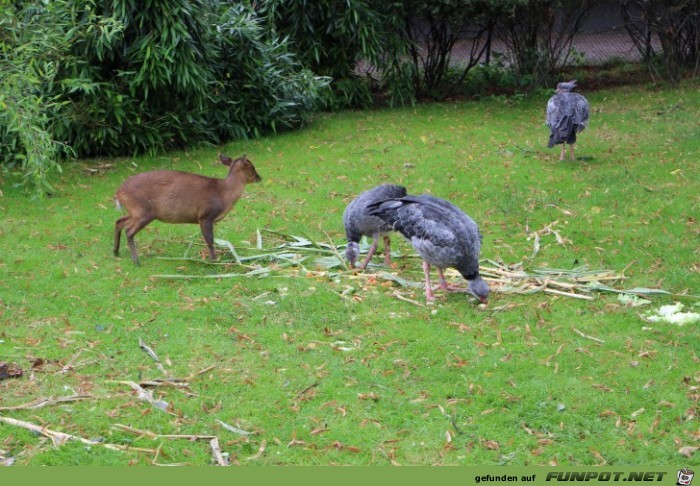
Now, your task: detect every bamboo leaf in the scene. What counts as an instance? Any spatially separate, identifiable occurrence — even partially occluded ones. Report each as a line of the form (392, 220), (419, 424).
(256, 228), (263, 250)
(214, 238), (242, 265)
(312, 256), (344, 269)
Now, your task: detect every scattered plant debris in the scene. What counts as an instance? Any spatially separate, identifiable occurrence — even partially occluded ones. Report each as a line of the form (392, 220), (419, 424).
(152, 229), (693, 304)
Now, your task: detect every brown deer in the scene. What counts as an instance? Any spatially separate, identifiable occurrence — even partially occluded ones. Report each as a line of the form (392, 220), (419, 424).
(114, 154), (262, 265)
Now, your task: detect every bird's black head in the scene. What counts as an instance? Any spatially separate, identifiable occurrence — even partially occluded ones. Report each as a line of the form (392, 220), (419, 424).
(468, 277), (490, 305)
(345, 241), (360, 268)
(556, 80), (577, 93)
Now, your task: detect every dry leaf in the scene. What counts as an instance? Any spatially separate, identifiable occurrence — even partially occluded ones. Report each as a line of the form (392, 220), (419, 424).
(678, 446), (698, 458)
(648, 414), (661, 433)
(360, 418), (382, 429)
(246, 439), (266, 461)
(357, 392), (379, 402)
(630, 407), (645, 418)
(483, 440), (500, 450)
(590, 448), (607, 465)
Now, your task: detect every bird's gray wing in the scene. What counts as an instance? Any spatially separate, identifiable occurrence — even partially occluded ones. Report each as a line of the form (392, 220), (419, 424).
(369, 198), (457, 248)
(575, 95), (590, 128)
(546, 97), (560, 128)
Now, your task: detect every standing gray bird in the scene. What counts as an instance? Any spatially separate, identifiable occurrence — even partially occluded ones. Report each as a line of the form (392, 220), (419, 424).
(367, 194), (490, 304)
(343, 184), (408, 269)
(546, 80), (590, 161)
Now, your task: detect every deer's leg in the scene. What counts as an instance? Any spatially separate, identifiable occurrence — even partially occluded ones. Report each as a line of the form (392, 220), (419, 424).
(114, 216), (128, 256)
(124, 218), (152, 266)
(199, 219), (217, 260)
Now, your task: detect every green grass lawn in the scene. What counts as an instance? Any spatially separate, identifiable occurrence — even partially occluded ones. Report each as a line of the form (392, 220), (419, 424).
(0, 83), (698, 466)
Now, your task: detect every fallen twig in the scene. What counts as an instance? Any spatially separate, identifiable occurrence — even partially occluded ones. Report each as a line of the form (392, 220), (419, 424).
(0, 416), (74, 447)
(0, 416), (157, 455)
(0, 394), (92, 412)
(112, 424), (217, 441)
(112, 424), (159, 439)
(297, 382), (319, 398)
(530, 232), (541, 260)
(113, 423), (229, 464)
(543, 288), (594, 300)
(573, 328), (606, 344)
(187, 364), (216, 381)
(56, 349), (83, 374)
(210, 437), (228, 466)
(656, 102), (682, 116)
(322, 228), (349, 271)
(139, 379), (189, 388)
(151, 443), (164, 466)
(139, 337), (168, 375)
(216, 419), (252, 436)
(108, 380), (174, 415)
(391, 291), (424, 307)
(139, 337), (160, 363)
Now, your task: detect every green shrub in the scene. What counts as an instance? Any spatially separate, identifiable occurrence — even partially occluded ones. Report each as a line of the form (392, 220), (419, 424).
(211, 3), (329, 138)
(260, 0), (394, 109)
(0, 0), (328, 195)
(0, 3), (70, 195)
(55, 0), (216, 157)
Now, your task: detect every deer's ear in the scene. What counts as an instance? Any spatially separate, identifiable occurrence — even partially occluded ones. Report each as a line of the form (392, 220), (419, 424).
(231, 155), (249, 167)
(218, 153), (233, 166)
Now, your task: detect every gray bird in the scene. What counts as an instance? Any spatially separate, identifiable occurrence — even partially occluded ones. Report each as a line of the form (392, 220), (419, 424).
(546, 80), (590, 161)
(343, 184), (407, 269)
(368, 194), (490, 304)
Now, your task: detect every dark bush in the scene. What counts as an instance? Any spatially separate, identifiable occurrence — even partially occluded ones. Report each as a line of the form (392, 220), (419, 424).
(496, 0), (601, 92)
(621, 0), (700, 84)
(259, 0), (399, 109)
(388, 0), (495, 100)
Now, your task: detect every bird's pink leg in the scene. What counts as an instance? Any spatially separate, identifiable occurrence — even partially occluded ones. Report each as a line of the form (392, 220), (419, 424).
(382, 235), (393, 266)
(559, 145), (566, 161)
(359, 237), (379, 269)
(438, 268), (449, 290)
(423, 260), (435, 301)
(570, 143), (576, 161)
(438, 268), (465, 292)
